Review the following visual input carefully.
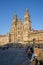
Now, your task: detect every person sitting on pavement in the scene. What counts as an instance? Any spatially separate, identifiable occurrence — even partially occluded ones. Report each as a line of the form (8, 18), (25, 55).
(30, 45), (41, 65)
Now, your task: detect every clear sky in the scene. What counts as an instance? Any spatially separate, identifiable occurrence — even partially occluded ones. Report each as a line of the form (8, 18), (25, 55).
(0, 0), (43, 35)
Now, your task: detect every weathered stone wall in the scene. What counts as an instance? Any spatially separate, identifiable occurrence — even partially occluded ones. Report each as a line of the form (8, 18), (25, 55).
(0, 34), (9, 46)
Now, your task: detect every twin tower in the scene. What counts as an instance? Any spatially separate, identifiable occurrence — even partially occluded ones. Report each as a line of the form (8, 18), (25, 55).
(9, 8), (32, 43)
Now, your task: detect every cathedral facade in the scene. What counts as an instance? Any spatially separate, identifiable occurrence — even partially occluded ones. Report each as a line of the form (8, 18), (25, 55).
(0, 8), (43, 46)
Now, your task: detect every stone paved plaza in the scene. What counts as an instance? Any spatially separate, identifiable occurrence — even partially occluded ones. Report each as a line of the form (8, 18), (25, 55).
(0, 47), (30, 65)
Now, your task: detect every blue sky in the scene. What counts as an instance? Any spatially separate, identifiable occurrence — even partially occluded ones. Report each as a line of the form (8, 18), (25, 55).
(0, 0), (43, 35)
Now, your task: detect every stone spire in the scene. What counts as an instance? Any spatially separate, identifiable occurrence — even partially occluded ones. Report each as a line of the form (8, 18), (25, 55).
(13, 13), (17, 22)
(24, 8), (30, 20)
(13, 13), (17, 20)
(12, 13), (17, 25)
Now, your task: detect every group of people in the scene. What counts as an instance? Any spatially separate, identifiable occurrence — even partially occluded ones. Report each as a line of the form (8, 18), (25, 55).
(26, 44), (41, 65)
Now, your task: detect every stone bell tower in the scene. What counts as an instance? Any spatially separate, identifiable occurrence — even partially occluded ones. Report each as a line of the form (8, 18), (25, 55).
(9, 13), (17, 43)
(24, 8), (31, 31)
(23, 8), (31, 43)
